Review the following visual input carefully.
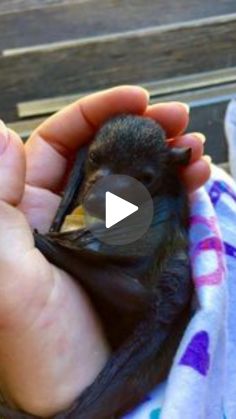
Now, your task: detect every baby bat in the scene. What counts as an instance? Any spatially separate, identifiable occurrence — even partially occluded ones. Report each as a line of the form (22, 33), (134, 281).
(34, 115), (193, 419)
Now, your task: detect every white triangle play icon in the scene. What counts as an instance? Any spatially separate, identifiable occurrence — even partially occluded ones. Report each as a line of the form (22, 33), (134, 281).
(105, 192), (138, 228)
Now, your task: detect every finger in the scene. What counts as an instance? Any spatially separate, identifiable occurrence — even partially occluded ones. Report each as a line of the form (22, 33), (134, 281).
(19, 185), (61, 233)
(169, 132), (206, 163)
(0, 121), (26, 206)
(144, 102), (189, 138)
(25, 86), (149, 191)
(180, 158), (211, 193)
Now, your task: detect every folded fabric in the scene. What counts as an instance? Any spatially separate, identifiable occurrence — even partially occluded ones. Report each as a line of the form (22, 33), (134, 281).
(125, 165), (236, 419)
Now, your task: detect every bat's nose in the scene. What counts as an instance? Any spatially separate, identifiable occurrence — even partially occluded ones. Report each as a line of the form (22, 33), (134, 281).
(82, 173), (154, 245)
(84, 174), (136, 220)
(95, 167), (112, 179)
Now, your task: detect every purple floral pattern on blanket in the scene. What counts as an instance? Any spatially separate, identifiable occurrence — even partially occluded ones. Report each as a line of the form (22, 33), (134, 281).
(209, 180), (236, 206)
(179, 331), (210, 376)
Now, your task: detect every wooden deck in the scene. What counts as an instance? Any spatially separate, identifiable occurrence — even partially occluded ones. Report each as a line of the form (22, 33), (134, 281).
(0, 0), (236, 163)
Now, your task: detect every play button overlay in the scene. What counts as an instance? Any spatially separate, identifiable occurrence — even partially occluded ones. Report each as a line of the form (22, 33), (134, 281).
(84, 174), (154, 245)
(106, 192), (138, 228)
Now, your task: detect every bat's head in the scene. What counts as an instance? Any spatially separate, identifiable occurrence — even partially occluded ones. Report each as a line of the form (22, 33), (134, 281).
(82, 114), (191, 198)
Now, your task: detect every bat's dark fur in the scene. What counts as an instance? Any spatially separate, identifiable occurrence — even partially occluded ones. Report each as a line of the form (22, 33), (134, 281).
(34, 115), (193, 419)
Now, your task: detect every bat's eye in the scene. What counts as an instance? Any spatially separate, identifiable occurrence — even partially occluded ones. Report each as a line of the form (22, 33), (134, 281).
(138, 169), (155, 187)
(89, 151), (99, 165)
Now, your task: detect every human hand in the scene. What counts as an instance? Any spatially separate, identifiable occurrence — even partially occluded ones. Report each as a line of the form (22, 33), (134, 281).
(0, 86), (210, 417)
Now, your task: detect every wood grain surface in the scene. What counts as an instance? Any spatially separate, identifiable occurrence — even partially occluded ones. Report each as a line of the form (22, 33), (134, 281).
(0, 0), (234, 165)
(1, 14), (236, 122)
(17, 67), (236, 118)
(0, 0), (235, 50)
(0, 0), (83, 14)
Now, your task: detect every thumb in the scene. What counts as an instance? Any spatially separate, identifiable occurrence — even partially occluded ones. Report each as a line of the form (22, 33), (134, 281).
(0, 120), (25, 205)
(0, 121), (42, 324)
(0, 121), (34, 262)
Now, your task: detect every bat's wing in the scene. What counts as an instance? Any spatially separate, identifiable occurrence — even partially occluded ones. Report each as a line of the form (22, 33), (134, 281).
(34, 195), (180, 310)
(34, 230), (151, 313)
(54, 254), (193, 419)
(50, 146), (88, 232)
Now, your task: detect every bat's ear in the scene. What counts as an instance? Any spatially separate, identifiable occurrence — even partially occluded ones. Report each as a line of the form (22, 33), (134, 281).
(168, 147), (192, 166)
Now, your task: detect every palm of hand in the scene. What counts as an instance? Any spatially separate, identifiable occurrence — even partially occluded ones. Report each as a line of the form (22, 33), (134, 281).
(0, 139), (108, 416)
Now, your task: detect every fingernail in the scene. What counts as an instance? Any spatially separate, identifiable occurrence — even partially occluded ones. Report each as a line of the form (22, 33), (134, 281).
(178, 102), (190, 114)
(203, 155), (212, 164)
(193, 132), (206, 143)
(0, 120), (9, 154)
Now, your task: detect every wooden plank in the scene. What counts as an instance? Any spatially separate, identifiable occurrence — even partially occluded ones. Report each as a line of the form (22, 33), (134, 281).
(0, 0), (235, 50)
(18, 94), (86, 118)
(0, 1), (83, 15)
(154, 83), (236, 107)
(1, 14), (236, 122)
(17, 67), (236, 118)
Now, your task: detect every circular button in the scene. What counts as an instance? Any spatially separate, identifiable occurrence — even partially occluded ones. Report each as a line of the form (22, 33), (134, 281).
(83, 174), (153, 246)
